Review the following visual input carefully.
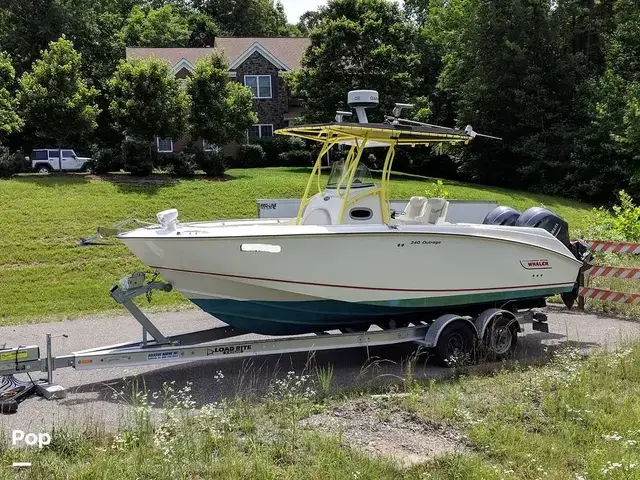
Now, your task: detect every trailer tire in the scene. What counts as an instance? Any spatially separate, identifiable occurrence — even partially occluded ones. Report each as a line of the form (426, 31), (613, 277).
(483, 315), (518, 361)
(434, 321), (475, 367)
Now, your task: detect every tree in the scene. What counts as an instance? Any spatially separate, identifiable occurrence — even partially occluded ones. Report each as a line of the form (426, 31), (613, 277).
(108, 57), (188, 142)
(427, 0), (585, 191)
(0, 52), (23, 143)
(188, 52), (257, 148)
(193, 0), (297, 36)
(120, 4), (191, 47)
(18, 37), (99, 169)
(187, 12), (221, 47)
(289, 0), (420, 122)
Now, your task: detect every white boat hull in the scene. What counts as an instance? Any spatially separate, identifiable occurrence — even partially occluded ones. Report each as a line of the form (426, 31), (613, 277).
(119, 221), (582, 334)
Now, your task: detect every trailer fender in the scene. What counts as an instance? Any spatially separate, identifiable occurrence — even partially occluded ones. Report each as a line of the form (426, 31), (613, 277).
(423, 314), (477, 348)
(474, 309), (520, 341)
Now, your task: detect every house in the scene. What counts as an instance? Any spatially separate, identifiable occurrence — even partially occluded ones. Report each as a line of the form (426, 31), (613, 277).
(125, 36), (310, 153)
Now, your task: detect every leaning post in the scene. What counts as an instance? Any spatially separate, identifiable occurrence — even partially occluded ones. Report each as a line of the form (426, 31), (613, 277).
(577, 271), (585, 310)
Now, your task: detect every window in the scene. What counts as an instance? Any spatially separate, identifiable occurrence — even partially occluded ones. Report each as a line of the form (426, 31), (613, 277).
(244, 75), (272, 99)
(349, 208), (373, 221)
(62, 150), (74, 158)
(33, 151), (47, 160)
(260, 125), (273, 137)
(202, 140), (220, 152)
(157, 137), (173, 153)
(48, 150), (60, 159)
(247, 124), (273, 142)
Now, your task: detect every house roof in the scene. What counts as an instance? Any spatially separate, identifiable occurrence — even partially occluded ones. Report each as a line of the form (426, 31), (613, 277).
(126, 37), (310, 74)
(125, 47), (214, 70)
(214, 37), (310, 71)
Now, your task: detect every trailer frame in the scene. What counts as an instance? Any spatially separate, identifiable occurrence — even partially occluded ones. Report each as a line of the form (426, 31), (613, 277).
(0, 272), (549, 403)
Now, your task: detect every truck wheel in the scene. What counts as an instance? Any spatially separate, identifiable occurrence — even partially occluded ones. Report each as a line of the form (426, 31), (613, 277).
(483, 315), (518, 360)
(434, 321), (475, 367)
(36, 164), (52, 174)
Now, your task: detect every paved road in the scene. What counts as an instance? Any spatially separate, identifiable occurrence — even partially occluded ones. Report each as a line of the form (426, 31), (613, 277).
(1, 306), (640, 434)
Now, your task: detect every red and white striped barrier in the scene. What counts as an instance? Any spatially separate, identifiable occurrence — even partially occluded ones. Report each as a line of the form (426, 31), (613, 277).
(587, 266), (640, 279)
(579, 287), (640, 304)
(583, 240), (640, 254)
(576, 241), (640, 308)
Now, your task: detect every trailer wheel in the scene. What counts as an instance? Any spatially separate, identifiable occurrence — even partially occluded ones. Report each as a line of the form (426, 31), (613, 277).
(434, 321), (475, 367)
(483, 314), (518, 360)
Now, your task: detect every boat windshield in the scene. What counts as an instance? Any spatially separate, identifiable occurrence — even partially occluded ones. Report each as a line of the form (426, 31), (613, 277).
(326, 161), (374, 189)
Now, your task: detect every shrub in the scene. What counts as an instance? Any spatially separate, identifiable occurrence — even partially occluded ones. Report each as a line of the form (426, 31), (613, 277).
(278, 149), (313, 167)
(234, 144), (266, 168)
(87, 148), (120, 174)
(424, 179), (450, 199)
(122, 138), (153, 176)
(165, 152), (197, 178)
(585, 190), (640, 241)
(0, 146), (26, 177)
(412, 152), (460, 179)
(364, 146), (412, 173)
(256, 136), (306, 166)
(198, 150), (226, 177)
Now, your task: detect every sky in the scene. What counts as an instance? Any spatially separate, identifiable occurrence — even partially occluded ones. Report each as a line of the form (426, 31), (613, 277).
(279, 0), (403, 24)
(279, 0), (326, 23)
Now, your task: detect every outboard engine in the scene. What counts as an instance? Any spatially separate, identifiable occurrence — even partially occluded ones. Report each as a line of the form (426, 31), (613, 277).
(516, 207), (594, 309)
(516, 207), (570, 247)
(483, 206), (521, 226)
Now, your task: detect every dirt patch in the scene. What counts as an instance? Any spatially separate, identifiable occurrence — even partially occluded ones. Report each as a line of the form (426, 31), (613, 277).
(85, 173), (234, 184)
(85, 173), (179, 185)
(300, 399), (470, 466)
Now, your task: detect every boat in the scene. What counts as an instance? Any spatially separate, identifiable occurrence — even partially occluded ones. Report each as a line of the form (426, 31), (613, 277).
(115, 90), (593, 335)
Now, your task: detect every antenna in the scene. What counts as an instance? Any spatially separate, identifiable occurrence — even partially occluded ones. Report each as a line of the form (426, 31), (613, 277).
(464, 125), (503, 140)
(335, 111), (353, 123)
(392, 103), (414, 123)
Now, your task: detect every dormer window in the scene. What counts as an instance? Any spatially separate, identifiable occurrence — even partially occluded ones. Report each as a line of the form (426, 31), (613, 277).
(244, 75), (272, 99)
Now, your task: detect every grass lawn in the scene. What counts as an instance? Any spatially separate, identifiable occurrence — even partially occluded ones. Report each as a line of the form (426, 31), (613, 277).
(1, 168), (594, 325)
(2, 342), (639, 479)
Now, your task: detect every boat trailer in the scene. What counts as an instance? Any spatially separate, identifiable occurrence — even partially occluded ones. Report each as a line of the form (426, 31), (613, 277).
(0, 272), (549, 413)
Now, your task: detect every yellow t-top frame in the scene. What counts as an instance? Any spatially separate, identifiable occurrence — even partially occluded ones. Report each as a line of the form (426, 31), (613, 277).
(276, 123), (471, 225)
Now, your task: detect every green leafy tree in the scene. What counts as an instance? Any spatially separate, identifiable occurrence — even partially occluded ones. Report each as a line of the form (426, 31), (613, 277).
(188, 52), (257, 148)
(120, 4), (191, 47)
(0, 0), (68, 73)
(567, 0), (640, 203)
(18, 37), (99, 169)
(429, 0), (585, 190)
(194, 0), (297, 36)
(289, 0), (420, 122)
(187, 12), (221, 47)
(0, 52), (23, 143)
(108, 57), (188, 142)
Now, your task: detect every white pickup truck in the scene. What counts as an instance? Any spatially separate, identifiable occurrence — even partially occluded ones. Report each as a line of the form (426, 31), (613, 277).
(28, 149), (91, 173)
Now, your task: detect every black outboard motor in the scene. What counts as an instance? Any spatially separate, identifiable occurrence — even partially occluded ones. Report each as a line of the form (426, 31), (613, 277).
(517, 207), (594, 309)
(516, 207), (570, 247)
(483, 206), (521, 226)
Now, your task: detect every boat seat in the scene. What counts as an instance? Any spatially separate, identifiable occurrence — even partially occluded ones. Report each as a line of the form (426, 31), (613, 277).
(400, 196), (427, 221)
(417, 198), (449, 224)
